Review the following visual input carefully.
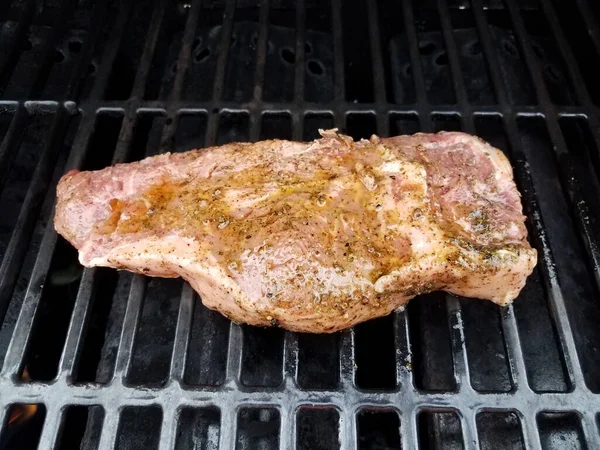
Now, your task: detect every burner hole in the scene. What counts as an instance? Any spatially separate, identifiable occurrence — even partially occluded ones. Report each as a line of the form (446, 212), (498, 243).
(166, 118), (173, 125)
(545, 64), (562, 82)
(192, 36), (201, 51)
(531, 42), (544, 59)
(435, 52), (448, 65)
(251, 33), (258, 46)
(502, 40), (518, 57)
(68, 40), (82, 54)
(55, 49), (65, 63)
(194, 48), (210, 63)
(212, 107), (219, 114)
(280, 47), (295, 64)
(24, 38), (33, 50)
(404, 63), (412, 77)
(419, 41), (435, 55)
(307, 59), (324, 76)
(468, 41), (481, 56)
(305, 42), (312, 54)
(171, 62), (178, 73)
(88, 63), (96, 74)
(231, 33), (237, 46)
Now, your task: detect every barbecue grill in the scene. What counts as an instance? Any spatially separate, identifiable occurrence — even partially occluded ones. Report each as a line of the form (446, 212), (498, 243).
(1, 0), (600, 448)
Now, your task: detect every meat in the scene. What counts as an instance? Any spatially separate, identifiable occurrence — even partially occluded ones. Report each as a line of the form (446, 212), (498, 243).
(54, 129), (537, 333)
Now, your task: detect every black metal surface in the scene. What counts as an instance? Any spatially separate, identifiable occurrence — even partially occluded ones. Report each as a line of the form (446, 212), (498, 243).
(0, 0), (600, 448)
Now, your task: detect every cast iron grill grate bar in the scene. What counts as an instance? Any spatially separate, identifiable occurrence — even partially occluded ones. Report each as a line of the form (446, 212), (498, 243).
(0, 106), (28, 198)
(248, 0), (270, 142)
(470, 0), (592, 397)
(331, 0), (345, 127)
(0, 109), (67, 326)
(504, 0), (600, 394)
(291, 0), (306, 140)
(469, 0), (509, 107)
(0, 0), (36, 94)
(130, 0), (169, 100)
(536, 0), (600, 289)
(0, 99), (592, 115)
(26, 0), (78, 99)
(366, 0), (388, 135)
(1, 0), (600, 449)
(435, 0), (473, 127)
(572, 0), (600, 59)
(56, 263), (96, 377)
(89, 3), (134, 101)
(504, 0), (600, 296)
(400, 0), (428, 108)
(543, 0), (595, 106)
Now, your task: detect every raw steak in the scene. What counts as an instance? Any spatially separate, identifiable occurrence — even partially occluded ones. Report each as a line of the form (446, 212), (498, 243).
(54, 129), (537, 333)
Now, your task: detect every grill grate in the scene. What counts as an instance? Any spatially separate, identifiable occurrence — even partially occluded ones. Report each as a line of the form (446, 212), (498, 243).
(1, 0), (600, 448)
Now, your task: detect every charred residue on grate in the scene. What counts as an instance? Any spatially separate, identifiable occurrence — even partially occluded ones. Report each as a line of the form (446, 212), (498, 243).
(262, 2), (296, 103)
(103, 3), (153, 100)
(184, 297), (230, 387)
(551, 0), (600, 104)
(296, 408), (340, 450)
(18, 237), (80, 381)
(56, 405), (104, 450)
(418, 410), (464, 450)
(517, 117), (600, 392)
(484, 7), (536, 105)
(241, 324), (284, 387)
(476, 412), (525, 450)
(297, 332), (340, 389)
(410, 0), (457, 105)
(0, 109), (80, 372)
(0, 112), (42, 225)
(376, 0), (415, 105)
(126, 277), (182, 387)
(537, 412), (587, 450)
(341, 0), (373, 103)
(444, 2), (496, 105)
(176, 407), (221, 450)
(182, 5), (225, 102)
(0, 0), (97, 101)
(0, 112), (50, 266)
(476, 115), (568, 392)
(115, 406), (162, 450)
(16, 112), (122, 382)
(71, 267), (120, 384)
(357, 409), (401, 450)
(222, 5), (260, 103)
(75, 0), (122, 101)
(303, 0), (334, 104)
(236, 408), (280, 449)
(558, 117), (600, 258)
(519, 3), (577, 105)
(459, 297), (512, 392)
(408, 292), (456, 391)
(143, 2), (188, 101)
(354, 314), (396, 390)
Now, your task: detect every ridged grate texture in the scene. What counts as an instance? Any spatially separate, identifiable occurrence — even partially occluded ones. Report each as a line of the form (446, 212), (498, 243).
(1, 0), (600, 448)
